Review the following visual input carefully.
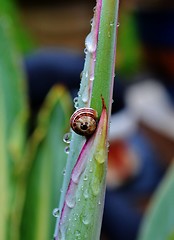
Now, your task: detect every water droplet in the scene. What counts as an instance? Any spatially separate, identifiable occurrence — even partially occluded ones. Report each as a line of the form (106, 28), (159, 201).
(84, 48), (88, 55)
(83, 189), (89, 199)
(82, 215), (90, 225)
(81, 87), (89, 103)
(110, 22), (114, 26)
(62, 168), (66, 175)
(91, 178), (100, 196)
(73, 97), (79, 109)
(84, 175), (88, 181)
(90, 18), (93, 25)
(75, 230), (81, 237)
(72, 169), (81, 184)
(117, 22), (120, 27)
(52, 208), (60, 218)
(107, 141), (110, 148)
(60, 188), (63, 193)
(73, 97), (78, 103)
(98, 200), (101, 205)
(63, 132), (72, 144)
(94, 150), (106, 164)
(80, 71), (83, 79)
(77, 198), (81, 202)
(85, 32), (96, 53)
(64, 146), (70, 154)
(85, 71), (88, 78)
(89, 168), (93, 173)
(74, 101), (79, 109)
(66, 194), (76, 208)
(90, 75), (94, 81)
(108, 31), (111, 38)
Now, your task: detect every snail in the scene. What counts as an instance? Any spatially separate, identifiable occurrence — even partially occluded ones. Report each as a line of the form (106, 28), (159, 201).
(70, 107), (98, 137)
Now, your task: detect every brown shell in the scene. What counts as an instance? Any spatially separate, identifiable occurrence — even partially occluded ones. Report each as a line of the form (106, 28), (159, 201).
(70, 108), (98, 136)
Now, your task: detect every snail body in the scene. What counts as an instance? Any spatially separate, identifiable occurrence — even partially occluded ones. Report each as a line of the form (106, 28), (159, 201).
(70, 108), (98, 137)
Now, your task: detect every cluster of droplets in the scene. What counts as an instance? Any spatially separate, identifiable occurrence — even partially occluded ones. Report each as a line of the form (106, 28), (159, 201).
(63, 132), (72, 155)
(75, 230), (81, 239)
(56, 165), (103, 239)
(73, 97), (79, 109)
(107, 21), (120, 38)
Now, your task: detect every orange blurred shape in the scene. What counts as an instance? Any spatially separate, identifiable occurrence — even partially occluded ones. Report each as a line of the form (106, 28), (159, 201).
(107, 140), (140, 188)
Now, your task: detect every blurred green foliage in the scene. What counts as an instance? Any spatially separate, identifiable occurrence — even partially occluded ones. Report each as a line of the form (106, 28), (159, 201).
(0, 0), (34, 52)
(21, 86), (72, 240)
(117, 8), (142, 77)
(0, 3), (73, 240)
(138, 162), (174, 240)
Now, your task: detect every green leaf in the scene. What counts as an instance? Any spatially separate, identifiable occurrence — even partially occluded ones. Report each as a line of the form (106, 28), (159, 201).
(138, 162), (174, 240)
(54, 0), (119, 239)
(91, 0), (119, 115)
(57, 101), (108, 240)
(0, 0), (34, 52)
(0, 16), (28, 240)
(21, 86), (73, 240)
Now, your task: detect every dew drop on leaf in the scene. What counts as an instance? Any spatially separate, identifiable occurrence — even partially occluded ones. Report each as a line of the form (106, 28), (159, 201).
(82, 215), (90, 225)
(62, 168), (66, 176)
(84, 48), (88, 55)
(83, 188), (89, 199)
(66, 194), (76, 209)
(85, 32), (96, 53)
(81, 86), (89, 103)
(74, 101), (79, 109)
(90, 74), (94, 81)
(94, 150), (106, 164)
(63, 132), (72, 143)
(64, 146), (70, 154)
(93, 6), (96, 13)
(83, 175), (88, 181)
(108, 31), (111, 38)
(91, 178), (100, 196)
(75, 230), (81, 237)
(73, 97), (78, 103)
(52, 208), (60, 218)
(80, 71), (83, 79)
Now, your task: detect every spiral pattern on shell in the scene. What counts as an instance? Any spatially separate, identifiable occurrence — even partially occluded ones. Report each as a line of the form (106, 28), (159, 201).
(70, 108), (98, 136)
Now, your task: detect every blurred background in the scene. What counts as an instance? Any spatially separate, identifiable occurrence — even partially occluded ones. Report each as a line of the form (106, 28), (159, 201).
(1, 0), (174, 239)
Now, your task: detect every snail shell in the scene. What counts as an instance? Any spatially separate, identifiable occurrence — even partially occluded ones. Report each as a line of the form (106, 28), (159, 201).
(70, 108), (98, 136)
